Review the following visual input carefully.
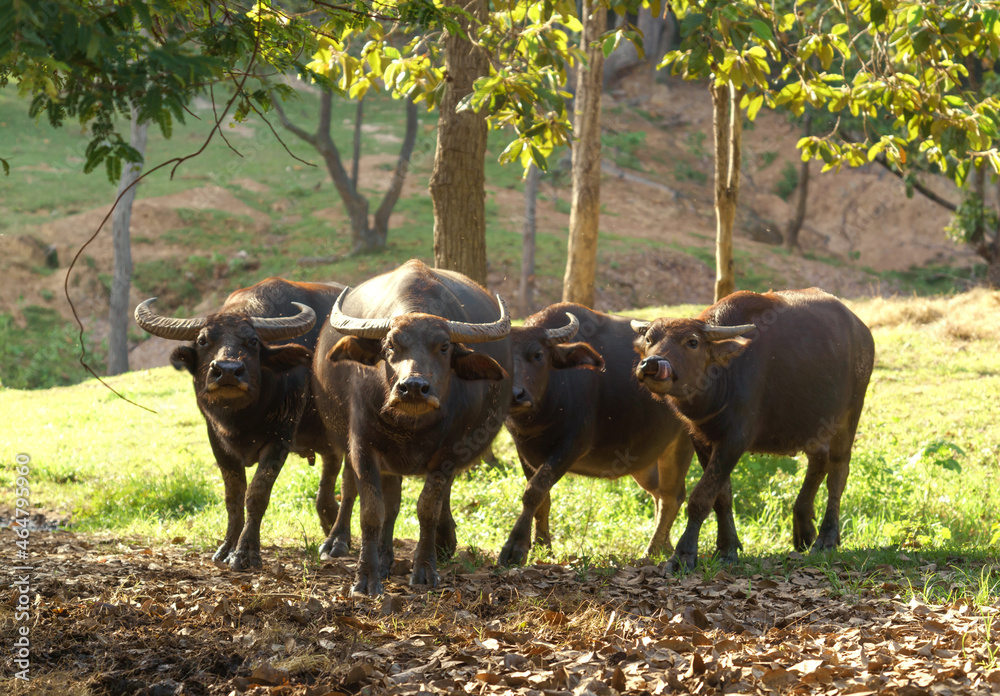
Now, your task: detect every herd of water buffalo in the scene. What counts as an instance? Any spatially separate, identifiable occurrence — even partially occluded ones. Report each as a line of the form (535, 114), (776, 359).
(134, 259), (876, 596)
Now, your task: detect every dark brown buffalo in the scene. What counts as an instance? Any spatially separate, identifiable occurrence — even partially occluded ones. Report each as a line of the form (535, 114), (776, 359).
(632, 289), (875, 570)
(311, 260), (512, 595)
(499, 303), (695, 565)
(135, 278), (351, 571)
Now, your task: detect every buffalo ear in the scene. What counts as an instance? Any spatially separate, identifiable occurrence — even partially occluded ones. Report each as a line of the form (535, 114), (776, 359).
(262, 344), (312, 372)
(550, 342), (604, 371)
(452, 344), (507, 381)
(170, 346), (197, 374)
(709, 337), (751, 366)
(327, 336), (382, 366)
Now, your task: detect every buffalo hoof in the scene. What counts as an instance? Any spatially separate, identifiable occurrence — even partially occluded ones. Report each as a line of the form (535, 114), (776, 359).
(212, 542), (235, 564)
(227, 548), (263, 572)
(810, 535), (838, 553)
(318, 537), (351, 559)
(409, 562), (440, 588)
(793, 523), (817, 552)
(714, 547), (740, 565)
(664, 551), (697, 573)
(353, 567), (384, 596)
(379, 551), (395, 580)
(497, 540), (529, 567)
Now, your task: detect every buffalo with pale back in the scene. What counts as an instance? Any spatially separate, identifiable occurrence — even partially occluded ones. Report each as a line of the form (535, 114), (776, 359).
(311, 259), (512, 595)
(632, 288), (875, 571)
(135, 277), (351, 570)
(500, 303), (696, 565)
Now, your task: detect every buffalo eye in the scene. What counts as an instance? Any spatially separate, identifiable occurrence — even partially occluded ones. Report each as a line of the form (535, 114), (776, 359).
(439, 343), (450, 355)
(248, 336), (259, 348)
(686, 337), (699, 349)
(197, 335), (208, 347)
(532, 350), (544, 362)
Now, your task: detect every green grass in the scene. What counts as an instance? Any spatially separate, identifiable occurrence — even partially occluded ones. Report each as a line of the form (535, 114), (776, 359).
(2, 294), (998, 579)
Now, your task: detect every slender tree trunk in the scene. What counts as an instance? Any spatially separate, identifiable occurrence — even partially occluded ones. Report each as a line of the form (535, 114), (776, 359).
(711, 82), (743, 302)
(520, 163), (540, 314)
(272, 89), (377, 253)
(785, 113), (811, 254)
(990, 177), (1000, 289)
(429, 0), (490, 286)
(373, 98), (418, 246)
(107, 108), (148, 376)
(351, 97), (364, 189)
(562, 0), (606, 307)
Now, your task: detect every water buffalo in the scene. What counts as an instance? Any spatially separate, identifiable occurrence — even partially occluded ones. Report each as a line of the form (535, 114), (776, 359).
(632, 288), (875, 571)
(311, 259), (512, 595)
(135, 278), (352, 571)
(499, 303), (695, 565)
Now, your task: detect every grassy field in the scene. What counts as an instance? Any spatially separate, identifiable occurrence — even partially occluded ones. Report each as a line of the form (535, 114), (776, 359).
(2, 292), (998, 575)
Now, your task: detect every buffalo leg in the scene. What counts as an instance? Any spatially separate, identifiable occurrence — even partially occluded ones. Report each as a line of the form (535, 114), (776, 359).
(638, 434), (694, 557)
(499, 443), (579, 566)
(813, 433), (853, 551)
(410, 471), (450, 587)
(320, 462), (356, 558)
(315, 453), (342, 536)
(213, 455), (247, 564)
(533, 493), (553, 548)
(794, 449), (828, 552)
(379, 473), (401, 579)
(229, 443), (288, 571)
(352, 446), (385, 596)
(668, 441), (744, 572)
(435, 477), (458, 560)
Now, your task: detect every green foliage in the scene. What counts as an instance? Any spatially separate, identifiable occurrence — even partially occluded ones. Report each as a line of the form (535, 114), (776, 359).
(946, 188), (998, 246)
(0, 306), (104, 389)
(673, 161), (708, 184)
(773, 161), (799, 201)
(601, 131), (646, 171)
(683, 130), (708, 159)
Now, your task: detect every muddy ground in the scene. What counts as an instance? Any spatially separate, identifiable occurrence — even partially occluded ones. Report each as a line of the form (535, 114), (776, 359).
(3, 524), (999, 696)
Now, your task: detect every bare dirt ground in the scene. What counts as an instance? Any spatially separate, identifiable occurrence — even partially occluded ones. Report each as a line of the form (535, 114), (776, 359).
(3, 525), (999, 696)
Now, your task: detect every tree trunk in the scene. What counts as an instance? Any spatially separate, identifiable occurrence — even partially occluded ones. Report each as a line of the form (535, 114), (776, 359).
(562, 0), (606, 307)
(272, 89), (378, 253)
(107, 108), (148, 376)
(785, 113), (811, 254)
(351, 97), (364, 189)
(429, 0), (490, 287)
(520, 163), (540, 314)
(711, 81), (742, 302)
(372, 98), (418, 246)
(990, 177), (1000, 289)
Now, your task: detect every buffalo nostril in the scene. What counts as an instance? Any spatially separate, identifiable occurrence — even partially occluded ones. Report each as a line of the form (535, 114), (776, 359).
(397, 382), (409, 395)
(513, 387), (527, 402)
(234, 365), (246, 377)
(420, 383), (430, 396)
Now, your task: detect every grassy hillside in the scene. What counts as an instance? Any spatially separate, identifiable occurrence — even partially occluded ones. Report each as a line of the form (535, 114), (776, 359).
(2, 293), (998, 569)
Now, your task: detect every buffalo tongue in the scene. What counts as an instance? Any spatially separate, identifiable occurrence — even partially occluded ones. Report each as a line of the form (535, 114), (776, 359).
(655, 360), (672, 381)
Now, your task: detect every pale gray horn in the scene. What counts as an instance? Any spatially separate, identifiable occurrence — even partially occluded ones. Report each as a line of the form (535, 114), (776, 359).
(328, 288), (394, 340)
(630, 319), (651, 334)
(543, 313), (580, 345)
(703, 323), (756, 340)
(445, 294), (511, 344)
(251, 302), (316, 342)
(134, 298), (207, 341)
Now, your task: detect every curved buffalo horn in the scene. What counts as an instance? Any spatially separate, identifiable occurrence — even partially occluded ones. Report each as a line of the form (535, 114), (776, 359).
(630, 319), (651, 334)
(251, 302), (316, 342)
(328, 287), (394, 340)
(542, 313), (580, 345)
(703, 323), (757, 340)
(445, 294), (511, 344)
(134, 298), (207, 341)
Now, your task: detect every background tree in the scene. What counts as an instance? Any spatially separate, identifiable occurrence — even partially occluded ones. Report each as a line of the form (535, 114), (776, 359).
(107, 107), (148, 375)
(273, 88), (418, 254)
(520, 163), (540, 314)
(562, 0), (607, 307)
(429, 0), (491, 286)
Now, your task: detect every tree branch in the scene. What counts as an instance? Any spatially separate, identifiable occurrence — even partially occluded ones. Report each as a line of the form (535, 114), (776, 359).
(271, 97), (320, 148)
(869, 156), (957, 212)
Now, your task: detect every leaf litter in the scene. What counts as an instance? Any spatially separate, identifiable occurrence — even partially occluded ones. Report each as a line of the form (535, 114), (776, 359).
(2, 527), (1000, 696)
